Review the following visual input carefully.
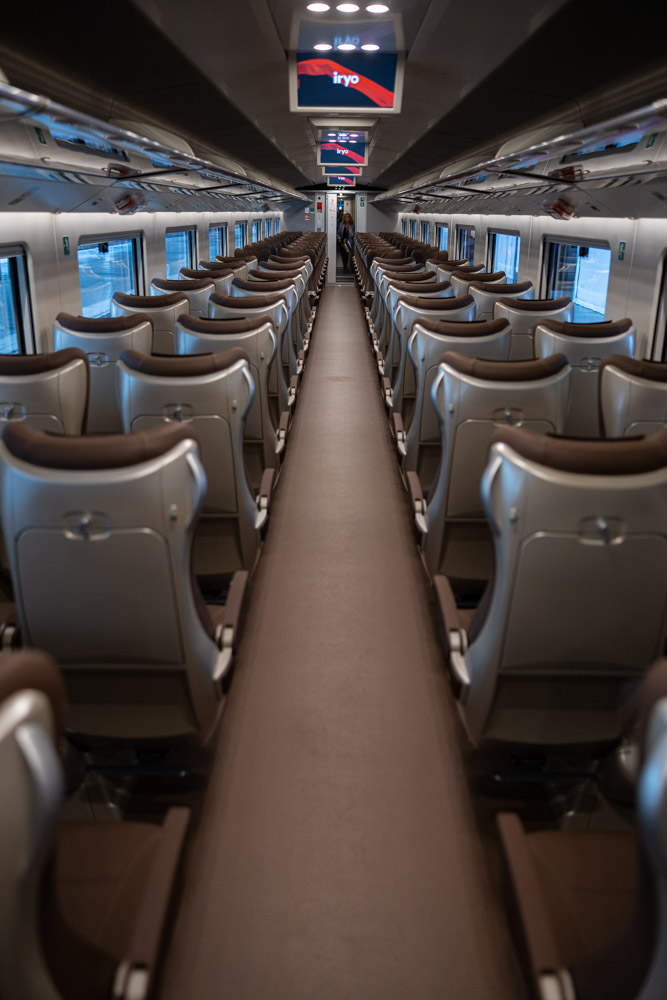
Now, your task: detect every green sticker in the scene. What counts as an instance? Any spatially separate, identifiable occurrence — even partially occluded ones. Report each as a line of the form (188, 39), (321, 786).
(63, 236), (70, 256)
(618, 240), (626, 261)
(34, 127), (47, 145)
(360, 196), (365, 207)
(646, 133), (657, 149)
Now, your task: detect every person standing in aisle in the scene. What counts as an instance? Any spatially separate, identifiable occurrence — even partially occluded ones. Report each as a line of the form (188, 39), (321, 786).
(337, 213), (355, 274)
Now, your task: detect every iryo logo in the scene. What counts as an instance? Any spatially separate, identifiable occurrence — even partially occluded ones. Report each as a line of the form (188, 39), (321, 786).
(332, 72), (360, 87)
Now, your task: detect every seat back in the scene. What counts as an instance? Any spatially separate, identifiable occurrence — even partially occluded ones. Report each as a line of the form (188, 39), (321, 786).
(404, 319), (512, 481)
(0, 649), (71, 1000)
(450, 269), (505, 298)
(493, 296), (573, 360)
(111, 291), (189, 355)
(0, 350), (89, 434)
(391, 295), (475, 410)
(599, 355), (667, 437)
(173, 316), (278, 483)
(0, 423), (229, 742)
(470, 280), (534, 321)
(180, 267), (233, 298)
(535, 318), (636, 436)
(460, 427), (667, 747)
(52, 313), (152, 432)
(208, 292), (292, 414)
(116, 348), (259, 577)
(424, 353), (571, 581)
(150, 277), (214, 318)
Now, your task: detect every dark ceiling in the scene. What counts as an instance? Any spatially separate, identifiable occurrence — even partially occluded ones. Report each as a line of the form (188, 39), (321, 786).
(1, 0), (666, 198)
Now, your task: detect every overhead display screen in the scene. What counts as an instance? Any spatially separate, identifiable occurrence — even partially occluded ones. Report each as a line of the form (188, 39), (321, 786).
(322, 165), (362, 176)
(297, 53), (398, 111)
(327, 176), (356, 187)
(289, 16), (403, 115)
(318, 130), (368, 167)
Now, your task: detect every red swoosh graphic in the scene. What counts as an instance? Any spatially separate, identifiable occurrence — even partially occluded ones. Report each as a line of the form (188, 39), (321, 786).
(297, 58), (394, 109)
(321, 142), (365, 165)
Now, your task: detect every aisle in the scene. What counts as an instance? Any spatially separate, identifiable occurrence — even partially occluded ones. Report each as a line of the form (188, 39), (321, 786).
(159, 284), (525, 1000)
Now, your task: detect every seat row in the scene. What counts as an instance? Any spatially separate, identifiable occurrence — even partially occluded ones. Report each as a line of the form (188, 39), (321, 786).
(355, 233), (667, 1000)
(0, 230), (328, 998)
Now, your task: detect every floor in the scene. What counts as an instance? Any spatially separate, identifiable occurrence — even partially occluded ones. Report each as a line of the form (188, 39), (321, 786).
(157, 283), (526, 1000)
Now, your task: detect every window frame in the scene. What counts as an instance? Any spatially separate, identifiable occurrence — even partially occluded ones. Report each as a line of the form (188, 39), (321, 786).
(164, 227), (197, 279)
(274, 218), (280, 235)
(77, 231), (144, 320)
(265, 219), (272, 239)
(234, 221), (248, 250)
(487, 229), (521, 283)
(208, 224), (228, 260)
(650, 250), (667, 360)
(0, 244), (34, 354)
(456, 225), (475, 262)
(410, 219), (418, 239)
(401, 218), (408, 236)
(420, 221), (431, 245)
(251, 220), (261, 243)
(541, 235), (612, 322)
(436, 224), (449, 253)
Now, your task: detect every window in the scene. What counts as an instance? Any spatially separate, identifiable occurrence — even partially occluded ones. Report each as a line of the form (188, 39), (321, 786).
(235, 222), (248, 250)
(252, 221), (261, 243)
(0, 248), (32, 354)
(209, 225), (228, 259)
(78, 236), (142, 319)
(410, 219), (417, 239)
(401, 218), (407, 236)
(420, 222), (430, 244)
(652, 258), (667, 360)
(265, 219), (271, 238)
(544, 240), (612, 322)
(489, 232), (521, 283)
(437, 225), (449, 253)
(165, 229), (196, 279)
(274, 218), (280, 235)
(456, 226), (475, 262)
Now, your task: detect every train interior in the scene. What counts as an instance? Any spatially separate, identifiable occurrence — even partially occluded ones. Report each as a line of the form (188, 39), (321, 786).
(1, 2), (667, 998)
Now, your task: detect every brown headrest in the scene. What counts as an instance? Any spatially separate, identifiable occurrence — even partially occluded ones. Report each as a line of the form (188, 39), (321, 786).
(176, 315), (268, 337)
(415, 318), (510, 338)
(233, 277), (293, 292)
(392, 280), (451, 295)
(374, 257), (414, 266)
(112, 292), (187, 309)
(120, 347), (250, 378)
(151, 278), (214, 292)
(599, 355), (667, 384)
(448, 263), (484, 274)
(452, 270), (505, 283)
(398, 294), (474, 312)
(496, 296), (571, 312)
(248, 268), (302, 281)
(209, 259), (247, 270)
(538, 318), (633, 338)
(0, 348), (88, 377)
(270, 254), (309, 264)
(210, 293), (286, 310)
(379, 263), (422, 273)
(180, 267), (232, 280)
(2, 421), (198, 470)
(382, 271), (436, 283)
(261, 260), (307, 271)
(493, 424), (667, 474)
(469, 281), (533, 294)
(439, 352), (569, 382)
(0, 649), (65, 741)
(55, 312), (152, 334)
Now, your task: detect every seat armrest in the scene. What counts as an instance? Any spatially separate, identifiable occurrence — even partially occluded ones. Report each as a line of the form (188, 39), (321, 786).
(433, 575), (470, 700)
(0, 602), (19, 648)
(288, 375), (298, 408)
(297, 349), (305, 375)
(381, 376), (393, 407)
(117, 808), (191, 999)
(496, 813), (567, 992)
(276, 410), (290, 455)
(391, 412), (406, 455)
(211, 569), (249, 685)
(256, 467), (275, 530)
(405, 471), (428, 534)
